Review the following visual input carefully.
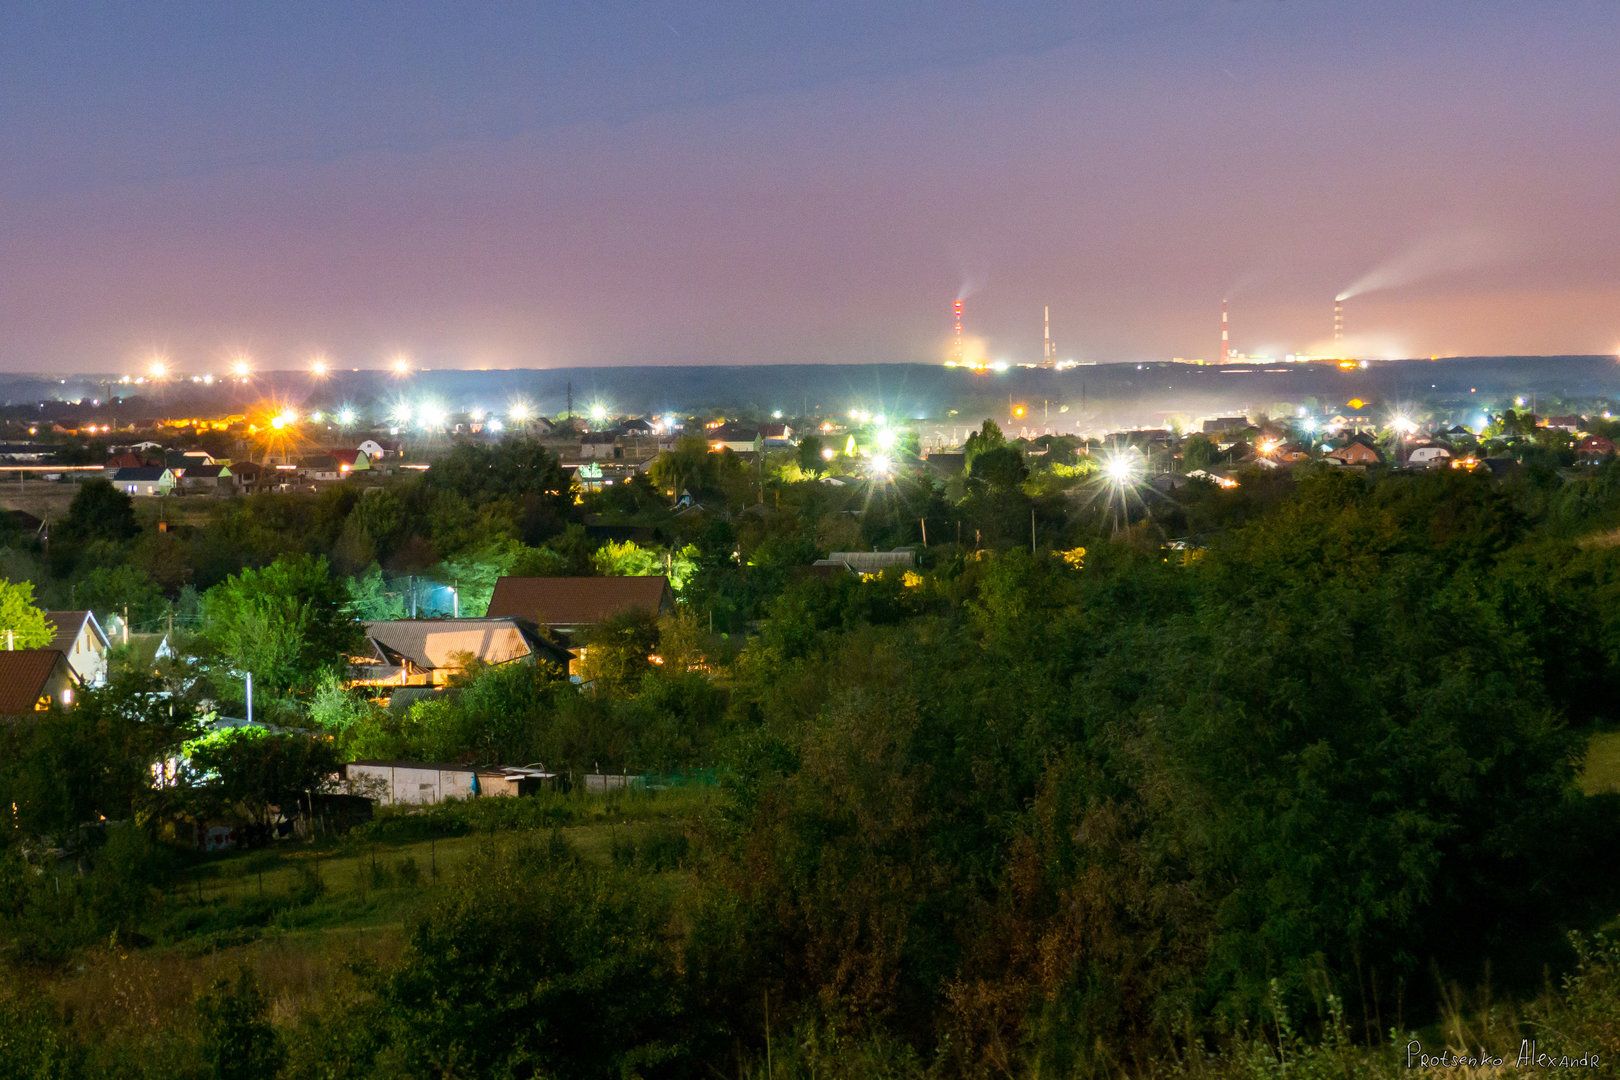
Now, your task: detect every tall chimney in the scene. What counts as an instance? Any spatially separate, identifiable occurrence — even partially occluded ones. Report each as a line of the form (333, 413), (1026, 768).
(1220, 299), (1230, 364)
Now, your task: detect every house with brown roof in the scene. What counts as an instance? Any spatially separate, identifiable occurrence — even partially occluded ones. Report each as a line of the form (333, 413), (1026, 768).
(1577, 434), (1616, 461)
(45, 610), (110, 687)
(348, 617), (569, 688)
(486, 576), (674, 638)
(0, 650), (78, 716)
(1326, 439), (1381, 467)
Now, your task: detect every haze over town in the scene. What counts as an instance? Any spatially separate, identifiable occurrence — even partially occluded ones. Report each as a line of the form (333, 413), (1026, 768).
(4, 5), (1620, 1079)
(5, 1), (1620, 372)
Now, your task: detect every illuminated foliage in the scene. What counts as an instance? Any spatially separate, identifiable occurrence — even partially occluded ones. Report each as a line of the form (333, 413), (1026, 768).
(0, 578), (52, 649)
(198, 554), (358, 698)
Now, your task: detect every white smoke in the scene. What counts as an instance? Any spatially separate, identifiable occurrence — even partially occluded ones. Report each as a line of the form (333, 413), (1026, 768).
(1336, 229), (1509, 302)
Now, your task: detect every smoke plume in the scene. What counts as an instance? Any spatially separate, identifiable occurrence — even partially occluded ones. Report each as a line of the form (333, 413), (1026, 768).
(1336, 229), (1508, 302)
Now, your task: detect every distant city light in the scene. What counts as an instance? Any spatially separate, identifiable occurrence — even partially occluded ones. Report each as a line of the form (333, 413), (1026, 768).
(487, 417), (504, 433)
(588, 402), (609, 423)
(873, 427), (898, 451)
(147, 357), (169, 380)
(820, 446), (837, 461)
(869, 454), (894, 477)
(508, 400), (533, 423)
(391, 402), (414, 426)
(309, 410), (325, 423)
(230, 357), (253, 380)
(771, 409), (783, 420)
(391, 355), (412, 377)
(270, 409), (297, 430)
(310, 357), (330, 378)
(337, 407), (357, 427)
(417, 400), (448, 430)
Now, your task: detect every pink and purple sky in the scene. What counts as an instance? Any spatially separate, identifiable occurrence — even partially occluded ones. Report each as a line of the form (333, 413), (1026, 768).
(3, 1), (1619, 372)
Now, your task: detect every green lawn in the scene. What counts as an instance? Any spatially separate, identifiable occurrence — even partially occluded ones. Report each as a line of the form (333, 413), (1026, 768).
(1579, 731), (1620, 795)
(156, 786), (716, 952)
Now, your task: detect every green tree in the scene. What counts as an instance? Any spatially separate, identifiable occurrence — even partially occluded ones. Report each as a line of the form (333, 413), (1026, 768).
(71, 563), (166, 627)
(576, 609), (661, 695)
(1181, 433), (1219, 471)
(649, 435), (715, 498)
(0, 578), (51, 649)
(185, 728), (343, 837)
(59, 478), (139, 544)
(965, 444), (1028, 491)
(963, 418), (1007, 467)
(198, 554), (358, 697)
(0, 670), (193, 842)
(380, 853), (698, 1077)
(196, 970), (285, 1080)
(347, 563), (406, 621)
(592, 540), (700, 591)
(796, 434), (826, 472)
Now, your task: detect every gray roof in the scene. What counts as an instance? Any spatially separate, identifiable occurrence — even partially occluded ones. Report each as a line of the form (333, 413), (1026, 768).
(359, 617), (551, 670)
(111, 466), (171, 482)
(820, 550), (916, 572)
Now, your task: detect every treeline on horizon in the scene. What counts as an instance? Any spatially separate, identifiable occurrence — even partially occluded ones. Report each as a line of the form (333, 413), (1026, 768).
(3, 432), (1620, 1076)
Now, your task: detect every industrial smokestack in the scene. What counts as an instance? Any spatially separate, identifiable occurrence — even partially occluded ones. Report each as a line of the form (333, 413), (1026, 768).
(1334, 298), (1344, 345)
(1220, 299), (1230, 364)
(952, 298), (965, 365)
(1043, 305), (1054, 368)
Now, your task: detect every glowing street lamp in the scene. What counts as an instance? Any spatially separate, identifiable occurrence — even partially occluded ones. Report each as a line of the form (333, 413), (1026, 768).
(508, 399), (533, 424)
(1103, 452), (1140, 487)
(336, 406), (357, 427)
(147, 357), (169, 380)
(417, 400), (448, 431)
(588, 402), (609, 424)
(869, 454), (894, 478)
(230, 357), (253, 381)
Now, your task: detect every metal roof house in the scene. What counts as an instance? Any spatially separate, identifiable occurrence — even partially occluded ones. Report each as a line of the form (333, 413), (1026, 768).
(348, 617), (569, 687)
(813, 550), (917, 577)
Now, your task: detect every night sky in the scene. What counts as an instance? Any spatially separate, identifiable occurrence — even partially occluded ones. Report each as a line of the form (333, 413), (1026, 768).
(4, 1), (1619, 372)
